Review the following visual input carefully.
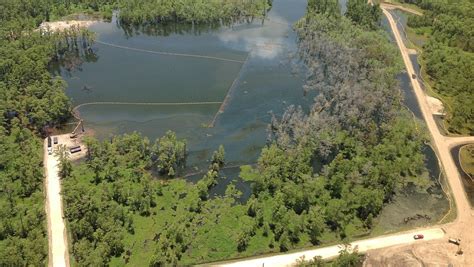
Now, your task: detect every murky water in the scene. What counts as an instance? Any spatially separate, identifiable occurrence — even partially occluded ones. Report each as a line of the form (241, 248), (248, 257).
(451, 146), (474, 206)
(56, 0), (450, 227)
(377, 10), (450, 226)
(59, 0), (309, 166)
(386, 9), (474, 204)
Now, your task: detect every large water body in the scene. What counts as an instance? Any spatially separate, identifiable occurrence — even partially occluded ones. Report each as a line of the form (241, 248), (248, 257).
(56, 0), (450, 225)
(58, 0), (310, 174)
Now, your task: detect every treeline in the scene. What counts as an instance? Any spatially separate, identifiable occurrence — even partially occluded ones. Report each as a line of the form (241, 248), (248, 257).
(118, 0), (273, 25)
(0, 124), (47, 265)
(0, 3), (62, 267)
(404, 0), (473, 134)
(2, 0), (272, 27)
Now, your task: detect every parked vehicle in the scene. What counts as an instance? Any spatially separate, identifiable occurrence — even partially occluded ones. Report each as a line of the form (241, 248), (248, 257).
(413, 234), (424, 240)
(449, 238), (461, 245)
(47, 137), (52, 155)
(412, 73), (416, 79)
(53, 137), (58, 144)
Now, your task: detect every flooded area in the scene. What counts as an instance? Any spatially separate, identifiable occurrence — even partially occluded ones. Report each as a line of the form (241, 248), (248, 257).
(386, 9), (474, 206)
(451, 145), (474, 206)
(54, 0), (450, 230)
(55, 0), (310, 172)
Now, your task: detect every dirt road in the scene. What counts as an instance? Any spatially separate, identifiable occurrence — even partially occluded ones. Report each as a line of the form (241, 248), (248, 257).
(216, 229), (444, 267)
(44, 136), (69, 267)
(381, 5), (473, 221)
(381, 2), (423, 16)
(364, 6), (474, 265)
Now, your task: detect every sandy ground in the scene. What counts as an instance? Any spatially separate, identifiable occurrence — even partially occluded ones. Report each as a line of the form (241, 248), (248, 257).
(39, 20), (97, 32)
(426, 96), (445, 115)
(44, 134), (86, 267)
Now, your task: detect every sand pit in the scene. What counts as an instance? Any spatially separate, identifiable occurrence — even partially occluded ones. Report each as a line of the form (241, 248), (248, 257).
(426, 96), (445, 115)
(39, 20), (97, 33)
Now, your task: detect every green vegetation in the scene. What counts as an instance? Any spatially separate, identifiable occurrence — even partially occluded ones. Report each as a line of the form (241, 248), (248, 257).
(0, 125), (47, 265)
(346, 0), (381, 30)
(0, 1), (88, 265)
(58, 1), (437, 266)
(403, 0), (473, 134)
(118, 0), (273, 25)
(295, 246), (362, 266)
(460, 145), (474, 178)
(63, 133), (250, 265)
(152, 130), (186, 177)
(4, 0), (272, 25)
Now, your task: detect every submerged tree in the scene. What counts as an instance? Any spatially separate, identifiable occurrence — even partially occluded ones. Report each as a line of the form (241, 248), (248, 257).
(152, 131), (186, 177)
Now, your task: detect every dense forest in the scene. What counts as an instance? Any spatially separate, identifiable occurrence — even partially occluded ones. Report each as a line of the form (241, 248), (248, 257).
(403, 0), (473, 134)
(56, 0), (436, 265)
(3, 0), (272, 26)
(0, 1), (71, 265)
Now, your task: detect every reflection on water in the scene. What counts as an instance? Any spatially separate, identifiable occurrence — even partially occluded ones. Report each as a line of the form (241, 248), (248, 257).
(60, 0), (310, 172)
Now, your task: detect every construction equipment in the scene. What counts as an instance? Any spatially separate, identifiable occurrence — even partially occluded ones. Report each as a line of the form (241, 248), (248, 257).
(449, 238), (461, 245)
(70, 119), (84, 138)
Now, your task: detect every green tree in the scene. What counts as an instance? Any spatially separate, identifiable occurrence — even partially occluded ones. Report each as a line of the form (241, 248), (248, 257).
(152, 131), (186, 176)
(211, 145), (226, 167)
(55, 144), (72, 178)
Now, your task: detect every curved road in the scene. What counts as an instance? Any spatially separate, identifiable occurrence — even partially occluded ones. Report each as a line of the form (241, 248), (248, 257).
(213, 3), (473, 266)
